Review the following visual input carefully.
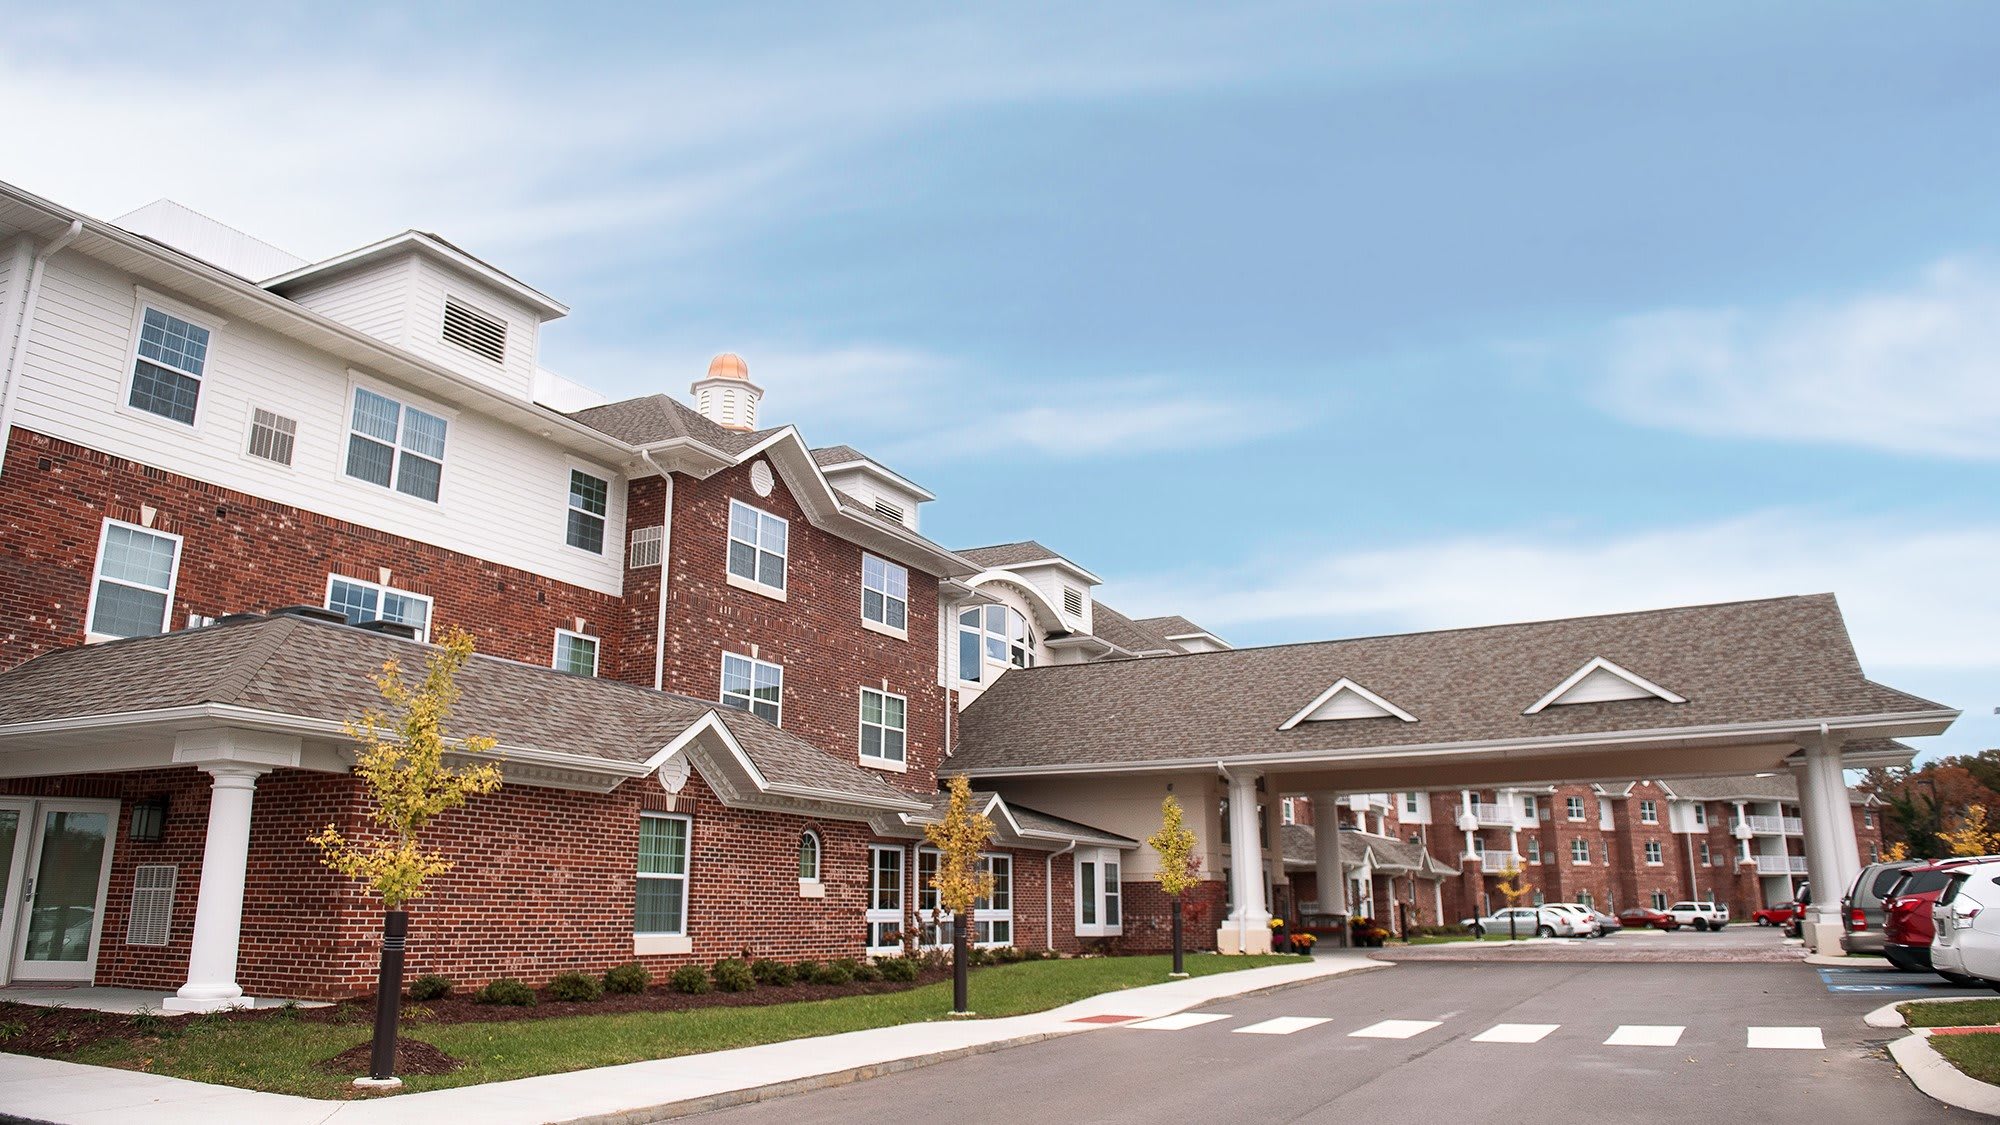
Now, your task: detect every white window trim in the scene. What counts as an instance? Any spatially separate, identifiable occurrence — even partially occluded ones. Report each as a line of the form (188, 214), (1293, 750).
(84, 518), (184, 643)
(118, 290), (223, 433)
(324, 573), (434, 643)
(914, 845), (952, 949)
(1523, 656), (1686, 714)
(720, 652), (784, 726)
(1566, 797), (1585, 821)
(1279, 678), (1418, 728)
(563, 465), (612, 557)
(1075, 847), (1124, 938)
(1640, 800), (1658, 825)
(725, 499), (788, 601)
(239, 405), (300, 473)
(973, 853), (1014, 947)
(1570, 839), (1591, 866)
(857, 686), (909, 772)
(1644, 841), (1664, 866)
(860, 553), (910, 640)
(553, 628), (600, 676)
(339, 373), (455, 507)
(866, 844), (906, 954)
(798, 830), (825, 897)
(636, 812), (691, 941)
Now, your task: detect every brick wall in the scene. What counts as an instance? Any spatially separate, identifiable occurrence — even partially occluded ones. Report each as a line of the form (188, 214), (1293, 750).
(1119, 879), (1225, 954)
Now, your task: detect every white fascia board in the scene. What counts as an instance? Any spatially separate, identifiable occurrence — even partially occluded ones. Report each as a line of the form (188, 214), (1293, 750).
(815, 458), (937, 502)
(641, 710), (771, 791)
(941, 708), (1961, 780)
(264, 231), (569, 318)
(1279, 678), (1419, 730)
(1524, 657), (1687, 714)
(743, 428), (974, 577)
(967, 571), (1069, 630)
(1164, 631), (1230, 648)
(990, 556), (1105, 586)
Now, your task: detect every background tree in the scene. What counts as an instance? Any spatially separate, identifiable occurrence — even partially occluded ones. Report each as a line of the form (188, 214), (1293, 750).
(1494, 859), (1533, 941)
(1146, 795), (1202, 977)
(1866, 756), (2000, 860)
(1940, 804), (2000, 858)
(312, 628), (500, 1087)
(924, 776), (994, 1015)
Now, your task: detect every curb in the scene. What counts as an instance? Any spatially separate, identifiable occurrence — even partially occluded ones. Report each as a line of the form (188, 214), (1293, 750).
(1804, 952), (1886, 968)
(1865, 996), (1982, 1030)
(564, 962), (1391, 1123)
(1890, 1029), (2000, 1118)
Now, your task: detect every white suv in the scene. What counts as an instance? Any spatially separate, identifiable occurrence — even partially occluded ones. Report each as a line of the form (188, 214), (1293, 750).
(1933, 860), (2000, 985)
(1664, 901), (1730, 931)
(1544, 903), (1602, 938)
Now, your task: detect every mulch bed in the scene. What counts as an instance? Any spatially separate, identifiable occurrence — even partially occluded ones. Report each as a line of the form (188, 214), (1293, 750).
(319, 1037), (464, 1076)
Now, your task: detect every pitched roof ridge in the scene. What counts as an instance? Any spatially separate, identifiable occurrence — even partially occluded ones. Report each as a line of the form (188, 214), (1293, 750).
(208, 615), (309, 704)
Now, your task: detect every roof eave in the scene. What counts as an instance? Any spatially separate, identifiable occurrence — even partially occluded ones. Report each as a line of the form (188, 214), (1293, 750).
(263, 230), (570, 318)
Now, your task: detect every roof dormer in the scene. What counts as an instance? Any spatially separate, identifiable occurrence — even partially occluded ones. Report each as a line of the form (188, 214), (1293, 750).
(813, 446), (934, 531)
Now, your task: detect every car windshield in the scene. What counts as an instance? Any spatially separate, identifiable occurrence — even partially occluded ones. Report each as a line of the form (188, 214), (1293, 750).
(1870, 866), (1907, 898)
(1900, 870), (1956, 896)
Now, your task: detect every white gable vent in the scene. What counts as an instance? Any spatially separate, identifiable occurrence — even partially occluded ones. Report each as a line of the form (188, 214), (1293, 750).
(247, 407), (297, 466)
(873, 497), (906, 525)
(442, 296), (507, 363)
(1063, 587), (1084, 616)
(629, 525), (665, 568)
(1280, 678), (1417, 729)
(126, 864), (177, 946)
(1525, 657), (1685, 714)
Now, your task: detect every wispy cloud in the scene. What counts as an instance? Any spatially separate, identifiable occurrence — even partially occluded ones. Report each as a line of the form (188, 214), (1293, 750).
(1592, 259), (2000, 460)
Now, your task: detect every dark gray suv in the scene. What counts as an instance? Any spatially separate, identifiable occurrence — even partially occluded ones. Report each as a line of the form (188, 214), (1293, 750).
(1842, 860), (1918, 955)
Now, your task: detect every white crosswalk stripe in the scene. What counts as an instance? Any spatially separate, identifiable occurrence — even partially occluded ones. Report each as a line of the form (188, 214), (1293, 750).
(1605, 1025), (1685, 1047)
(1349, 1019), (1442, 1039)
(1472, 1023), (1559, 1044)
(1234, 1016), (1331, 1035)
(1747, 1026), (1824, 1050)
(1128, 1013), (1231, 1031)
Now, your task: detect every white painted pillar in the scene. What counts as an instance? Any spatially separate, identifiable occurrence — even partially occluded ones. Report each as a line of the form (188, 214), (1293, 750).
(166, 765), (269, 1012)
(1309, 791), (1347, 916)
(1808, 738), (1863, 903)
(1431, 878), (1443, 925)
(1792, 757), (1840, 951)
(1220, 770), (1271, 954)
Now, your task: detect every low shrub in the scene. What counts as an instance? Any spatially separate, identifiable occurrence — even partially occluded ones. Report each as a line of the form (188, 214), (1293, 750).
(750, 958), (795, 986)
(877, 955), (920, 982)
(792, 959), (823, 984)
(407, 974), (453, 1001)
(852, 960), (883, 983)
(814, 959), (856, 985)
(712, 957), (757, 993)
(669, 964), (712, 994)
(547, 970), (603, 1002)
(994, 945), (1025, 963)
(475, 978), (536, 1006)
(603, 961), (652, 994)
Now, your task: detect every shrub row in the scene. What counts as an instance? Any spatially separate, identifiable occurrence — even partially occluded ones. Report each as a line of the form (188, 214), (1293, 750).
(437, 947), (1058, 1005)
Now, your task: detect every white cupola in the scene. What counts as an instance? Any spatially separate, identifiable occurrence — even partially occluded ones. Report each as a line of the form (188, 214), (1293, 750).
(690, 352), (763, 431)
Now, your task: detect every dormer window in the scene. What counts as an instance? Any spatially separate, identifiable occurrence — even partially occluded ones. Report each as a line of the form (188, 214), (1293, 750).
(957, 605), (1034, 682)
(441, 296), (506, 363)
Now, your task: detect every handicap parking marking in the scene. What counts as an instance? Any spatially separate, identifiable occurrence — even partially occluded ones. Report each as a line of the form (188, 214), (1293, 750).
(1747, 1026), (1824, 1050)
(1349, 1019), (1442, 1039)
(1604, 1025), (1684, 1047)
(1471, 1023), (1559, 1044)
(1127, 1013), (1232, 1031)
(1233, 1016), (1331, 1035)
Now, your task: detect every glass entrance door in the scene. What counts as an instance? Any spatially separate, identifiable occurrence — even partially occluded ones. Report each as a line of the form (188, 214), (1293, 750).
(9, 800), (117, 982)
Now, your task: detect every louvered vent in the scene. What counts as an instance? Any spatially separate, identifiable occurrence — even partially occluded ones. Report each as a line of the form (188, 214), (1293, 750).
(127, 864), (176, 946)
(247, 407), (298, 465)
(1063, 587), (1083, 616)
(629, 525), (665, 568)
(873, 498), (906, 525)
(441, 297), (507, 363)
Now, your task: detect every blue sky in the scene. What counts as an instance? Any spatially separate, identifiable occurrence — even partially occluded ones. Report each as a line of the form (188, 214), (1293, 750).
(6, 2), (1994, 759)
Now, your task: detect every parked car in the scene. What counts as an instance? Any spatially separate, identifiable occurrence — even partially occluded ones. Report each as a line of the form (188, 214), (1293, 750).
(1618, 906), (1681, 931)
(1931, 861), (2000, 990)
(1841, 860), (1918, 955)
(1752, 903), (1799, 926)
(1461, 907), (1588, 938)
(1543, 903), (1602, 937)
(1664, 901), (1730, 931)
(1884, 858), (2000, 974)
(1588, 909), (1623, 935)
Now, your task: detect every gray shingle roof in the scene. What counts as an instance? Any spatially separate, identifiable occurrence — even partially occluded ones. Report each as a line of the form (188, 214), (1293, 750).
(1135, 615), (1216, 640)
(953, 594), (1947, 774)
(810, 445), (867, 467)
(956, 541), (1070, 569)
(1657, 759), (1895, 805)
(567, 393), (777, 454)
(1282, 825), (1448, 875)
(1087, 601), (1184, 655)
(0, 614), (919, 807)
(902, 790), (1135, 848)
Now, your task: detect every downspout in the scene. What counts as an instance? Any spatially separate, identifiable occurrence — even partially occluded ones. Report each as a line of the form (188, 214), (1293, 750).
(0, 221), (83, 477)
(638, 450), (672, 690)
(1047, 837), (1077, 952)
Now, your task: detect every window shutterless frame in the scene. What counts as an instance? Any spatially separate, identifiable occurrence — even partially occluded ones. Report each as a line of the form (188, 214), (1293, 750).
(866, 845), (906, 953)
(720, 652), (783, 725)
(564, 468), (610, 555)
(860, 553), (909, 637)
(118, 292), (222, 432)
(324, 573), (434, 642)
(636, 813), (690, 936)
(553, 629), (599, 676)
(857, 686), (908, 770)
(725, 499), (788, 598)
(340, 375), (452, 505)
(84, 519), (184, 641)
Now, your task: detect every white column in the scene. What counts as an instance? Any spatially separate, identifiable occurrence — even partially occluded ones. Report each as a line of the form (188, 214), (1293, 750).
(1309, 791), (1347, 916)
(1791, 758), (1839, 951)
(1808, 738), (1863, 903)
(1220, 770), (1271, 954)
(165, 765), (268, 1012)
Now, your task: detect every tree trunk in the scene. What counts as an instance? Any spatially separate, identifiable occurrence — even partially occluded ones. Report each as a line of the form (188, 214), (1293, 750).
(952, 916), (970, 1013)
(1172, 896), (1185, 975)
(367, 910), (409, 1082)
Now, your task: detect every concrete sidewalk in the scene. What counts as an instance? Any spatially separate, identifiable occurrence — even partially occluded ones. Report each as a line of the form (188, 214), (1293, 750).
(0, 955), (1380, 1125)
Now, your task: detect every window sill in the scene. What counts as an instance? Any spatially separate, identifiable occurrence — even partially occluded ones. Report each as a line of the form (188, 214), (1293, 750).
(798, 879), (825, 899)
(634, 933), (691, 955)
(859, 755), (909, 774)
(861, 618), (908, 641)
(727, 572), (787, 602)
(1645, 861), (1665, 867)
(1570, 860), (1590, 866)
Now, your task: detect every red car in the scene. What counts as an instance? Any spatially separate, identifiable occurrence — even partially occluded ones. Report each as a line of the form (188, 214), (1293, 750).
(1883, 858), (1996, 976)
(1618, 906), (1682, 931)
(1752, 903), (1800, 926)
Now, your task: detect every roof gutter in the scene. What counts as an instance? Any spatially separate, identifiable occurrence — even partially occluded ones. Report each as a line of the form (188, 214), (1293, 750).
(638, 448), (671, 692)
(0, 220), (82, 477)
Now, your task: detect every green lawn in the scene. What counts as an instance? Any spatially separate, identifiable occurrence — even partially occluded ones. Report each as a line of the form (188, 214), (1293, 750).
(1932, 1034), (2000, 1085)
(69, 954), (1304, 1099)
(1900, 998), (2000, 1028)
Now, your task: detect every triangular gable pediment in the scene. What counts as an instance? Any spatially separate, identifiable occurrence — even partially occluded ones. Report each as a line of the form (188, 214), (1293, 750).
(1280, 678), (1416, 729)
(1525, 657), (1685, 715)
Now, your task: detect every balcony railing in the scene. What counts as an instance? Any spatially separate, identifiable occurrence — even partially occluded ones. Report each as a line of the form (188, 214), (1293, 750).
(1731, 815), (1804, 836)
(1477, 852), (1523, 874)
(1467, 803), (1522, 828)
(1754, 855), (1809, 875)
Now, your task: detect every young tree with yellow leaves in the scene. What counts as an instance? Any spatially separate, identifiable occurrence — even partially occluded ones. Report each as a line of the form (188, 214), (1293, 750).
(1940, 804), (2000, 858)
(312, 628), (500, 1087)
(1495, 858), (1533, 941)
(1146, 795), (1202, 977)
(924, 775), (995, 1015)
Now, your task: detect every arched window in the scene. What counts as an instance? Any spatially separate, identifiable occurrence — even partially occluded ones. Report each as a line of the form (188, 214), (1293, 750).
(798, 831), (822, 883)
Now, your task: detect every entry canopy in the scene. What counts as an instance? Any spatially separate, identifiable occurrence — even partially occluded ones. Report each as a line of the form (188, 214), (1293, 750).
(948, 594), (1956, 791)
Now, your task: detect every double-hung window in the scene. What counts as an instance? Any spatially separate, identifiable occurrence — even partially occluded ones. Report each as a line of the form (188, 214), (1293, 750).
(1645, 840), (1663, 865)
(636, 813), (690, 936)
(861, 554), (908, 633)
(326, 575), (432, 641)
(867, 845), (905, 952)
(554, 629), (599, 676)
(1699, 841), (1712, 865)
(1404, 792), (1419, 816)
(915, 847), (950, 947)
(1570, 838), (1590, 865)
(566, 470), (609, 553)
(1693, 803), (1707, 828)
(1076, 848), (1123, 937)
(1566, 796), (1585, 821)
(726, 500), (787, 595)
(720, 653), (782, 724)
(974, 855), (1013, 946)
(128, 307), (210, 425)
(1525, 838), (1541, 864)
(346, 386), (447, 502)
(859, 687), (907, 767)
(88, 520), (182, 639)
(1639, 799), (1658, 824)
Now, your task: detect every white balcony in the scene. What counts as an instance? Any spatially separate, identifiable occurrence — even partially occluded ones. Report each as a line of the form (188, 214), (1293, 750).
(1478, 852), (1523, 874)
(1732, 815), (1803, 836)
(1467, 803), (1522, 828)
(1754, 855), (1809, 875)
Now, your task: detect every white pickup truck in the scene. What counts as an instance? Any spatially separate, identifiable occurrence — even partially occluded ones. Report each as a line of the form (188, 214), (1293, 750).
(1664, 901), (1730, 931)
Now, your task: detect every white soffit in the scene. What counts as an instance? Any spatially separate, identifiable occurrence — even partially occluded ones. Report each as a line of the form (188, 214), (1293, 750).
(1280, 678), (1417, 729)
(1525, 657), (1686, 715)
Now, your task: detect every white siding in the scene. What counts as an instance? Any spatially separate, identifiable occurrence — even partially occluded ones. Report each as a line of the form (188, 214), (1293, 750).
(283, 256), (414, 347)
(12, 251), (625, 596)
(1001, 562), (1094, 635)
(400, 259), (540, 399)
(823, 471), (924, 531)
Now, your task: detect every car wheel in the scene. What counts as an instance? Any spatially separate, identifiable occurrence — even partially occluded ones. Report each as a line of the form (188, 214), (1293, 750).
(1537, 925), (1556, 938)
(1693, 918), (1709, 932)
(1713, 921), (1726, 930)
(1757, 917), (1772, 927)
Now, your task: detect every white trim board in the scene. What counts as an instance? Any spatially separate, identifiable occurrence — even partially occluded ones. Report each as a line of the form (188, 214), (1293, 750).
(1280, 678), (1418, 729)
(1525, 657), (1685, 714)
